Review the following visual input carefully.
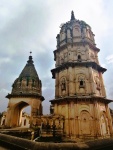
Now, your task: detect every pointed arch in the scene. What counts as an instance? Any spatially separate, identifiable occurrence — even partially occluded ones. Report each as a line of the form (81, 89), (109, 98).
(100, 112), (109, 136)
(77, 73), (86, 88)
(60, 77), (67, 91)
(80, 110), (91, 135)
(13, 101), (30, 127)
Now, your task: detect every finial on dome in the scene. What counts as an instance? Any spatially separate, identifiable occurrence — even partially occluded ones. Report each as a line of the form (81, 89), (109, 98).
(30, 51), (32, 56)
(71, 10), (75, 21)
(28, 51), (33, 64)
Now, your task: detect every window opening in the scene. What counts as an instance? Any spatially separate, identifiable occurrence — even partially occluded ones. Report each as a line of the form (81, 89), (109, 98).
(78, 55), (81, 61)
(61, 78), (66, 91)
(79, 79), (85, 88)
(80, 80), (83, 86)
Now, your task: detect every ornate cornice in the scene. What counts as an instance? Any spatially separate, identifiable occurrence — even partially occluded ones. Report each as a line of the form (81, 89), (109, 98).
(50, 96), (113, 104)
(51, 62), (106, 78)
(54, 41), (100, 61)
(6, 93), (45, 101)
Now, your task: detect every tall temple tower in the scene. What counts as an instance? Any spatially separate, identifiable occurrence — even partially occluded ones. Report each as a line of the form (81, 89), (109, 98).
(50, 11), (113, 139)
(6, 54), (44, 127)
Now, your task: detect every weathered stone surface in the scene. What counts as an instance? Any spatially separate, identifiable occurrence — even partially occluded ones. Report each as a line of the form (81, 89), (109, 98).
(50, 11), (113, 139)
(1, 133), (113, 150)
(4, 11), (113, 141)
(5, 55), (44, 128)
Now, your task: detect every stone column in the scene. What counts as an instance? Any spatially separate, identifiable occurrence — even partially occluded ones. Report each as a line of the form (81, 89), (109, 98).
(85, 45), (90, 61)
(94, 101), (101, 137)
(6, 103), (20, 127)
(55, 72), (59, 98)
(88, 67), (96, 95)
(75, 103), (79, 137)
(64, 103), (69, 136)
(67, 29), (72, 43)
(68, 67), (74, 96)
(5, 107), (12, 127)
(99, 72), (106, 97)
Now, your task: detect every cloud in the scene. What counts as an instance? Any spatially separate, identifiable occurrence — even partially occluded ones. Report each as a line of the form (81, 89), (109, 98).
(106, 55), (113, 64)
(0, 57), (11, 65)
(0, 0), (113, 114)
(0, 88), (9, 112)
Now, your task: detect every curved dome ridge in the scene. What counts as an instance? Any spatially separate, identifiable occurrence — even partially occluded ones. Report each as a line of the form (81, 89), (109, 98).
(11, 55), (42, 96)
(19, 56), (39, 79)
(56, 11), (95, 49)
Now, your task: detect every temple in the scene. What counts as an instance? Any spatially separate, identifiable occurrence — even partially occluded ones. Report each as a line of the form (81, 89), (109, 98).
(5, 11), (113, 140)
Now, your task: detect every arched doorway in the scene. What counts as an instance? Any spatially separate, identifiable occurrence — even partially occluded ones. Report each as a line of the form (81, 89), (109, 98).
(6, 96), (43, 128)
(80, 110), (90, 135)
(100, 114), (107, 136)
(10, 101), (30, 127)
(21, 106), (31, 127)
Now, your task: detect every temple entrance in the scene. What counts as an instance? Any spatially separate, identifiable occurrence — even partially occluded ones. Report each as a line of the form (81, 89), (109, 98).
(5, 97), (43, 128)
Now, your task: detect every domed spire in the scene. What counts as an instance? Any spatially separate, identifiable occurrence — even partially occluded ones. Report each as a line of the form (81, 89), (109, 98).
(9, 52), (43, 97)
(70, 10), (75, 21)
(19, 52), (38, 78)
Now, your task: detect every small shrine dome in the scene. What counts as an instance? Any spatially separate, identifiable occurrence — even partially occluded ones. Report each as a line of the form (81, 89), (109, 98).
(7, 53), (43, 100)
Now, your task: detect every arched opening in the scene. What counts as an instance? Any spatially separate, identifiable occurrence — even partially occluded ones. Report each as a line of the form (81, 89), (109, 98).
(21, 106), (31, 127)
(11, 101), (31, 127)
(80, 80), (83, 86)
(80, 110), (90, 135)
(100, 114), (108, 136)
(79, 79), (85, 88)
(78, 55), (81, 61)
(78, 74), (86, 94)
(61, 78), (66, 91)
(24, 106), (31, 114)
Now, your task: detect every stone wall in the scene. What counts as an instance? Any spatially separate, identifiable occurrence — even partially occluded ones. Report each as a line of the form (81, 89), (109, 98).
(0, 133), (113, 150)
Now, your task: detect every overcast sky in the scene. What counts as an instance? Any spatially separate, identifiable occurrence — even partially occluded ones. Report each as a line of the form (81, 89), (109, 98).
(0, 0), (113, 114)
